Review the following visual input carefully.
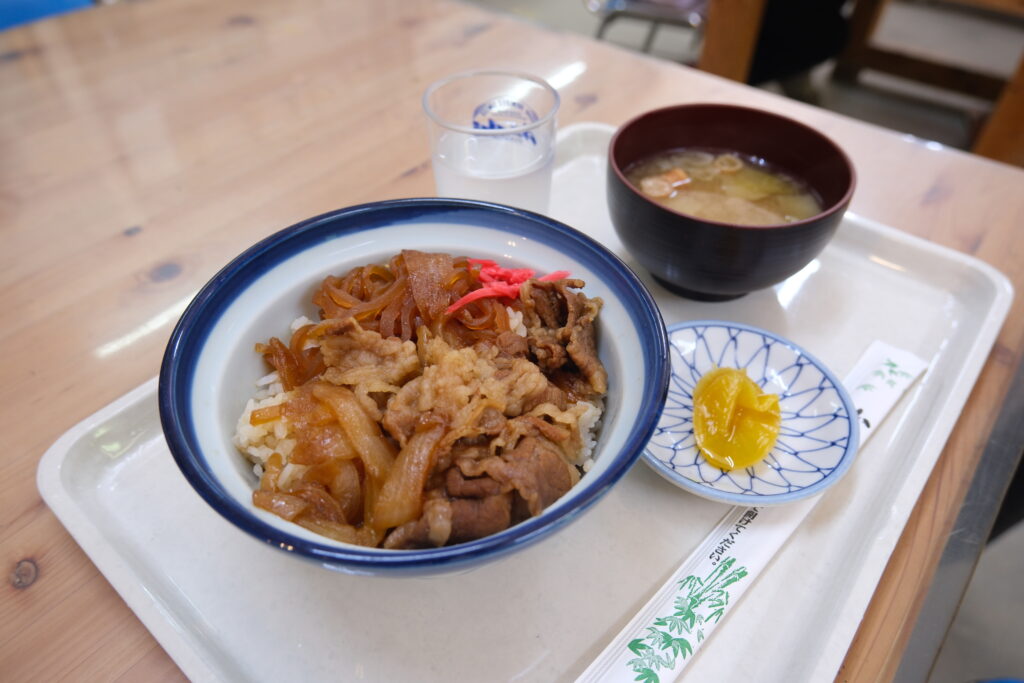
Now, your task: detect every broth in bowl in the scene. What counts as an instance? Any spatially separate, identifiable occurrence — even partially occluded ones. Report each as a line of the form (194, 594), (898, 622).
(624, 148), (822, 226)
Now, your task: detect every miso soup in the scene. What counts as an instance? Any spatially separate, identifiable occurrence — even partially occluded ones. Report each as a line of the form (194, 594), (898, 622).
(624, 148), (822, 226)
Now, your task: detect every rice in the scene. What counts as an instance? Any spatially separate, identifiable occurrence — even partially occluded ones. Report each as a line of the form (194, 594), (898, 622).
(507, 307), (527, 337)
(234, 321), (307, 476)
(577, 399), (604, 472)
(233, 376), (292, 477)
(252, 370), (284, 400)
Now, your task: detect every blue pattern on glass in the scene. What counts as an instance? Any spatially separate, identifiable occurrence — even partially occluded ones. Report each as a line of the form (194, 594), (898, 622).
(471, 99), (539, 145)
(644, 321), (859, 505)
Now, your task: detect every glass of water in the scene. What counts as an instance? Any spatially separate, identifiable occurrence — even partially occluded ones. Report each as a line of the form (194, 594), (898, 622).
(423, 70), (560, 214)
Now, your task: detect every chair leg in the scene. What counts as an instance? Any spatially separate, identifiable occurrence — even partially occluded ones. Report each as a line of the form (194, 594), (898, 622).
(596, 15), (616, 40)
(972, 55), (1024, 167)
(642, 21), (661, 52)
(832, 0), (890, 84)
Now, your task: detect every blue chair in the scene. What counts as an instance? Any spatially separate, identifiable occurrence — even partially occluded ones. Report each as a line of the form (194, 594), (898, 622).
(1, 0), (94, 32)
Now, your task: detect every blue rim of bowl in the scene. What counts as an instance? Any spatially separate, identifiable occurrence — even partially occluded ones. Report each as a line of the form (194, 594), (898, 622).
(641, 319), (860, 506)
(159, 197), (670, 571)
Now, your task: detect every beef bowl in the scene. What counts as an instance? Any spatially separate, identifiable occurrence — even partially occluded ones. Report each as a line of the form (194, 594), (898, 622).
(608, 103), (855, 301)
(159, 198), (670, 575)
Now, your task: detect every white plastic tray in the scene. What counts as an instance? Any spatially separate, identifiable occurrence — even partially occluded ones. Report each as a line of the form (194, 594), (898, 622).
(38, 123), (1012, 682)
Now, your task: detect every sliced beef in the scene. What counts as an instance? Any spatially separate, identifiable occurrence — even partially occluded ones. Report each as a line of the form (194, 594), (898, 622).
(521, 278), (587, 335)
(528, 281), (568, 329)
(519, 279), (607, 396)
(548, 369), (594, 404)
(448, 494), (513, 544)
(319, 318), (421, 419)
(456, 435), (577, 517)
(381, 493), (512, 549)
(565, 297), (607, 395)
(382, 495), (451, 549)
(528, 329), (569, 373)
(523, 415), (571, 444)
(445, 467), (504, 498)
(320, 318), (419, 386)
(382, 336), (550, 445)
(522, 380), (569, 412)
(474, 405), (507, 435)
(383, 429), (578, 549)
(494, 330), (529, 358)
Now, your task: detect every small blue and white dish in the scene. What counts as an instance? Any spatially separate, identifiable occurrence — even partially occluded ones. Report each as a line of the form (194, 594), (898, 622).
(159, 198), (670, 575)
(644, 321), (858, 505)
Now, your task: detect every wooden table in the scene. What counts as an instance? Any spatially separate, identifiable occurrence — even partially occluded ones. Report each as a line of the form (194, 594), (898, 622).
(2, 0), (1022, 680)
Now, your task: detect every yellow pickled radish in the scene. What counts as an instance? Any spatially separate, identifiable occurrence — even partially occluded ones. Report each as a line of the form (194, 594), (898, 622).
(692, 367), (781, 471)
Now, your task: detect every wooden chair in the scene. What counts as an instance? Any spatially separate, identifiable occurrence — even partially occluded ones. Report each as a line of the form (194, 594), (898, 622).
(833, 0), (1024, 167)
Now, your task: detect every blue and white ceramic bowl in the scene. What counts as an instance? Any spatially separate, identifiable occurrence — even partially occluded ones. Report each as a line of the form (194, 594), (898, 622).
(159, 198), (669, 575)
(644, 321), (858, 505)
